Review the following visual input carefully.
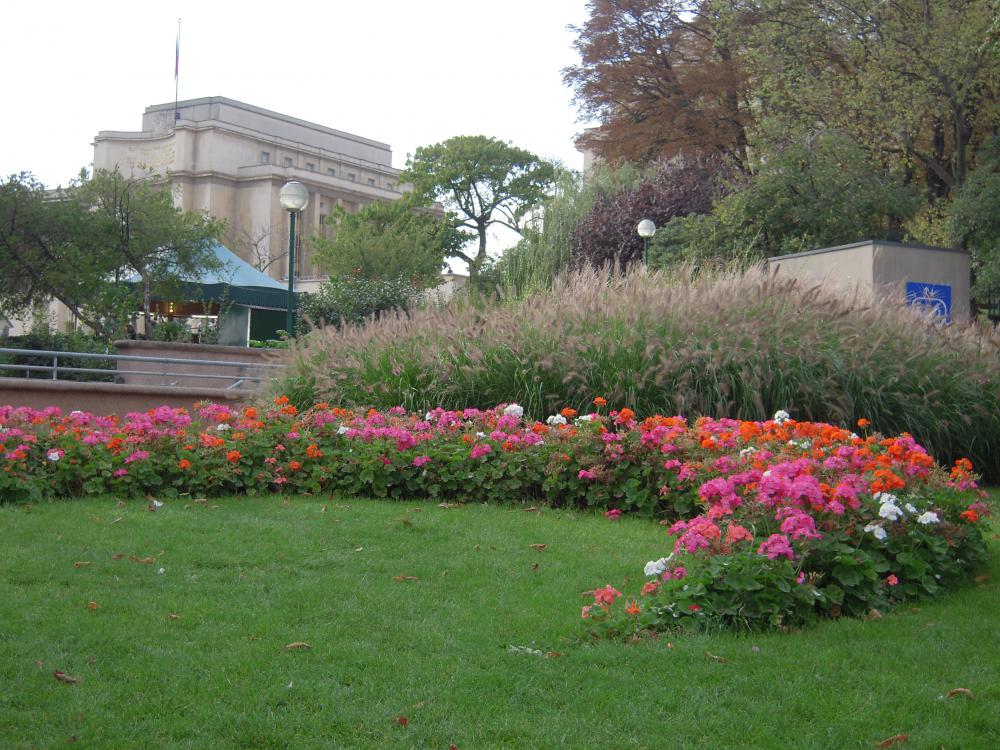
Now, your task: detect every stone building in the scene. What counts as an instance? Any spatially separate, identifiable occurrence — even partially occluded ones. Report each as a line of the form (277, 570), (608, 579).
(92, 96), (406, 292)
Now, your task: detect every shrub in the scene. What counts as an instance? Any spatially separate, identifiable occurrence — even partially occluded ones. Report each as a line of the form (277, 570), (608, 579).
(296, 276), (419, 334)
(0, 328), (116, 382)
(278, 266), (1000, 482)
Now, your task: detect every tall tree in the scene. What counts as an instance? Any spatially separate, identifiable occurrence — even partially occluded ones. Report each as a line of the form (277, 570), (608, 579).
(731, 0), (1000, 198)
(312, 198), (467, 288)
(401, 136), (555, 276)
(564, 0), (752, 167)
(0, 170), (223, 340)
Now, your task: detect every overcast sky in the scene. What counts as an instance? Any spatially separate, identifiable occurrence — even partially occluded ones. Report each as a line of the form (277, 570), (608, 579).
(3, 0), (593, 189)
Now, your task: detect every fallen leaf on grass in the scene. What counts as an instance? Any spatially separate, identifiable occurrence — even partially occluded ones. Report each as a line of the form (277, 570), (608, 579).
(67, 736), (77, 744)
(877, 734), (908, 748)
(437, 502), (463, 509)
(545, 651), (563, 659)
(398, 516), (413, 528)
(705, 651), (729, 664)
(110, 516), (122, 524)
(35, 660), (45, 668)
(129, 556), (156, 564)
(166, 613), (181, 620)
(285, 642), (311, 650)
(393, 575), (419, 582)
(947, 688), (973, 699)
(247, 634), (260, 641)
(409, 508), (423, 513)
(450, 744), (458, 750)
(320, 505), (327, 513)
(395, 716), (409, 727)
(112, 553), (125, 560)
(751, 645), (761, 654)
(54, 671), (80, 685)
(973, 574), (990, 583)
(867, 608), (883, 620)
(524, 507), (540, 513)
(73, 561), (91, 568)
(193, 498), (208, 504)
(530, 544), (548, 551)
(531, 563), (539, 571)
(86, 601), (99, 610)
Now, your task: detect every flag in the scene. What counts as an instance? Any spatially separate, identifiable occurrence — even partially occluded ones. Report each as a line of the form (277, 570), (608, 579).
(174, 23), (180, 80)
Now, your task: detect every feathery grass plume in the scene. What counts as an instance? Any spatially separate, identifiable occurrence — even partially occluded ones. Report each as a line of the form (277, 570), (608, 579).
(274, 264), (1000, 481)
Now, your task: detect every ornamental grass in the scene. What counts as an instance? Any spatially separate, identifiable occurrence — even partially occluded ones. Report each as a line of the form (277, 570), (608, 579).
(282, 266), (1000, 482)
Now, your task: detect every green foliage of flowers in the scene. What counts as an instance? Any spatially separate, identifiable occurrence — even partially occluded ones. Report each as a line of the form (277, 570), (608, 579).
(282, 265), (1000, 482)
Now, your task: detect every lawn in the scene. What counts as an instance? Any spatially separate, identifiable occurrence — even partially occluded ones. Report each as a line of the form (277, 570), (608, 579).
(1, 495), (997, 749)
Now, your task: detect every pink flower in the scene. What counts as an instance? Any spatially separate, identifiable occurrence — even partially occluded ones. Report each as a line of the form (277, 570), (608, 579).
(412, 455), (431, 468)
(124, 450), (149, 464)
(113, 468), (129, 477)
(593, 585), (622, 605)
(796, 571), (806, 584)
(470, 443), (492, 460)
(578, 469), (597, 481)
(670, 566), (686, 580)
(757, 533), (795, 561)
(604, 508), (622, 520)
(886, 574), (899, 586)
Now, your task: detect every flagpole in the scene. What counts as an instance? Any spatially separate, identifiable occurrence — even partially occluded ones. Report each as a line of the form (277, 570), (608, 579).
(174, 18), (181, 122)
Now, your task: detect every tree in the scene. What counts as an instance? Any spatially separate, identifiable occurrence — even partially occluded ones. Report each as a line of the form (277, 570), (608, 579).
(570, 156), (720, 269)
(311, 198), (466, 288)
(0, 169), (223, 340)
(730, 0), (1000, 199)
(948, 136), (1000, 297)
(564, 0), (752, 167)
(401, 136), (556, 276)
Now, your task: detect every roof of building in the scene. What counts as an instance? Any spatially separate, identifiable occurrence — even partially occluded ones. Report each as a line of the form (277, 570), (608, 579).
(201, 242), (286, 290)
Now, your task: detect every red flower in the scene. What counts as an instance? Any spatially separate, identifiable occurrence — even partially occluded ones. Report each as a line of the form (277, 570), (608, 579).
(886, 574), (899, 586)
(624, 600), (641, 616)
(687, 604), (702, 612)
(226, 450), (242, 463)
(593, 397), (607, 407)
(177, 459), (192, 470)
(960, 509), (980, 523)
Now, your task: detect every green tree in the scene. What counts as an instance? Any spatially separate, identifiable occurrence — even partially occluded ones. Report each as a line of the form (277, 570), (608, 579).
(401, 136), (556, 276)
(311, 199), (466, 288)
(0, 169), (223, 340)
(948, 136), (1000, 297)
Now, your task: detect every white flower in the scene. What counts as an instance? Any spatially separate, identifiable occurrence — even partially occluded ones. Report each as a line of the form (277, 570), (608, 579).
(878, 500), (904, 521)
(337, 425), (349, 435)
(546, 414), (567, 426)
(70, 410), (84, 417)
(740, 447), (757, 458)
(905, 503), (918, 514)
(47, 450), (62, 462)
(917, 511), (940, 525)
(215, 423), (231, 431)
(503, 404), (524, 418)
(644, 557), (671, 577)
(157, 567), (166, 575)
(576, 414), (595, 423)
(476, 432), (486, 438)
(865, 522), (888, 541)
(152, 499), (163, 508)
(773, 410), (790, 424)
(424, 412), (434, 421)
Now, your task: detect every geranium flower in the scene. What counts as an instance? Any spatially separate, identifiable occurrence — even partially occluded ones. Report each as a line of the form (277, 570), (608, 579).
(886, 574), (899, 586)
(864, 522), (888, 541)
(47, 449), (64, 462)
(917, 511), (940, 525)
(757, 534), (794, 560)
(644, 557), (670, 577)
(502, 403), (524, 418)
(604, 508), (622, 520)
(226, 450), (242, 463)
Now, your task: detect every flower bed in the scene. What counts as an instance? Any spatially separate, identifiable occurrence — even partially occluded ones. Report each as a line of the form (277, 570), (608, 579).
(1, 399), (990, 631)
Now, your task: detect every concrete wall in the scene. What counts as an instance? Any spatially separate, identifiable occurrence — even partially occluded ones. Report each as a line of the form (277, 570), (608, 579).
(767, 240), (971, 322)
(0, 378), (248, 415)
(113, 340), (285, 390)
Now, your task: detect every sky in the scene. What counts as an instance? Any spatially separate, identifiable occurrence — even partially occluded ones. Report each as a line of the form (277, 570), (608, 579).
(3, 0), (594, 190)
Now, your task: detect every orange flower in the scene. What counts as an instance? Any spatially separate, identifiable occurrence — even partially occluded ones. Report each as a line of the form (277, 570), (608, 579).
(617, 407), (635, 423)
(243, 407), (258, 419)
(560, 407), (577, 419)
(960, 509), (980, 523)
(178, 459), (192, 470)
(314, 402), (330, 410)
(857, 418), (871, 428)
(624, 600), (641, 616)
(289, 460), (302, 472)
(593, 396), (607, 407)
(280, 405), (298, 416)
(305, 444), (323, 459)
(274, 396), (290, 406)
(226, 450), (242, 463)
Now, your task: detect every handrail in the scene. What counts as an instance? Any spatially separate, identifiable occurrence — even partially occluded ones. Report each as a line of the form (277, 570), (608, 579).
(0, 348), (286, 370)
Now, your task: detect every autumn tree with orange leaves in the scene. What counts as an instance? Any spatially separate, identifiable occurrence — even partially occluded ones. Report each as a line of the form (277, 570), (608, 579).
(563, 0), (751, 168)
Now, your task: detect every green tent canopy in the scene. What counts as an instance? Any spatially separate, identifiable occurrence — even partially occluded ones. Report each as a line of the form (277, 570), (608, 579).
(170, 242), (290, 310)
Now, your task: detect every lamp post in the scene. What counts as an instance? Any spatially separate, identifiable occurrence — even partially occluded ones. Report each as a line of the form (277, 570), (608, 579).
(279, 180), (310, 335)
(637, 219), (656, 267)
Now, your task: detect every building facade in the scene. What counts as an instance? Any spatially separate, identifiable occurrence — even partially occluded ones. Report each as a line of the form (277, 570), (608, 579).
(93, 96), (406, 292)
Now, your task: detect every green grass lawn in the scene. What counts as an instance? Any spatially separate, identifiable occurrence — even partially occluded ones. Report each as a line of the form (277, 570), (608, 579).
(1, 495), (997, 749)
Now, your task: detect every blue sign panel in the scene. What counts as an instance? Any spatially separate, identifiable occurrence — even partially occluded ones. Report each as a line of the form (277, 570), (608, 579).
(906, 282), (952, 322)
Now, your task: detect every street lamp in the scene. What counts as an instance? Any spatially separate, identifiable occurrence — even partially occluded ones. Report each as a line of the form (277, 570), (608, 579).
(279, 180), (309, 335)
(637, 219), (656, 267)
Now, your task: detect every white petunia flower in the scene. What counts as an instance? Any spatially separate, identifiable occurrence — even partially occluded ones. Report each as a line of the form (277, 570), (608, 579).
(47, 450), (62, 462)
(644, 557), (671, 577)
(905, 503), (918, 514)
(878, 500), (904, 521)
(864, 522), (888, 541)
(337, 425), (349, 435)
(503, 404), (524, 418)
(740, 447), (757, 458)
(546, 414), (567, 426)
(576, 414), (595, 423)
(874, 492), (899, 505)
(215, 423), (231, 431)
(917, 511), (940, 525)
(773, 410), (790, 424)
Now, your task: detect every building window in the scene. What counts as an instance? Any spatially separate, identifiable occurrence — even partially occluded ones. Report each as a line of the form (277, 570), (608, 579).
(283, 157), (293, 168)
(386, 182), (394, 191)
(327, 168), (336, 177)
(347, 172), (355, 182)
(367, 178), (375, 186)
(306, 162), (315, 171)
(260, 151), (270, 164)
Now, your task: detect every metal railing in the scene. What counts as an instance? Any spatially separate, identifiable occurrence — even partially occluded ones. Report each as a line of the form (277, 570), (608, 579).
(0, 348), (286, 390)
